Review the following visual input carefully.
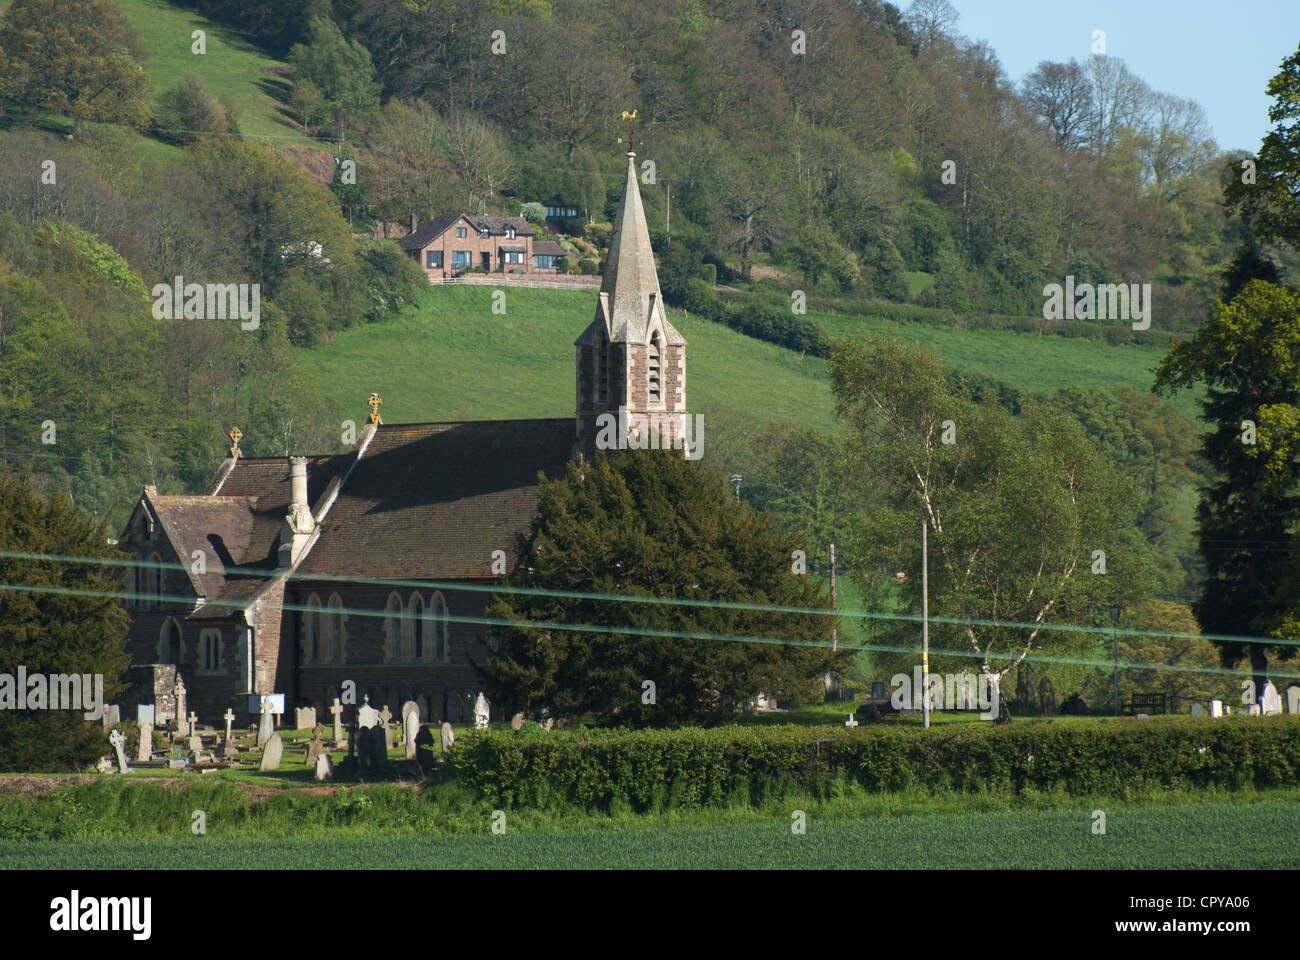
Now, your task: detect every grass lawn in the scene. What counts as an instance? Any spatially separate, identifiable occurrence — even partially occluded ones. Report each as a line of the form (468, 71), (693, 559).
(3, 795), (1294, 868)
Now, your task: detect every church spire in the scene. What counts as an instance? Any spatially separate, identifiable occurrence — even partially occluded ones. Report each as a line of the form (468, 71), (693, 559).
(600, 151), (664, 344)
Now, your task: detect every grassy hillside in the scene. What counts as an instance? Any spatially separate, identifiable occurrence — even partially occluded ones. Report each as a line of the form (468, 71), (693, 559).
(113, 0), (309, 147)
(297, 285), (1190, 431)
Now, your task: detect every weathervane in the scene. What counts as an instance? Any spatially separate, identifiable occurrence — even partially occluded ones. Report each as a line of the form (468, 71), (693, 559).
(617, 109), (643, 154)
(367, 393), (383, 425)
(228, 426), (242, 458)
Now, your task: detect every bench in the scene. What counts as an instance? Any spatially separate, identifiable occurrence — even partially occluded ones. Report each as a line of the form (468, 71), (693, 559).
(1122, 693), (1167, 715)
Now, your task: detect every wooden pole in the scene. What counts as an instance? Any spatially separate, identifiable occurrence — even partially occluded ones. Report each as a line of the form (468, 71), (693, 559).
(829, 542), (837, 653)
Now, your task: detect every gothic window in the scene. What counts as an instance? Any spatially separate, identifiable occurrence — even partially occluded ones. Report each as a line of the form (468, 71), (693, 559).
(384, 592), (402, 662)
(327, 593), (346, 663)
(411, 593), (426, 660)
(648, 332), (662, 404)
(432, 592), (449, 661)
(145, 552), (161, 610)
(159, 618), (183, 665)
(199, 628), (223, 674)
(303, 594), (321, 664)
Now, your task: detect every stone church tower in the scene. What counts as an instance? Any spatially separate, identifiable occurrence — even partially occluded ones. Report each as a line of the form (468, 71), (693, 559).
(575, 152), (688, 460)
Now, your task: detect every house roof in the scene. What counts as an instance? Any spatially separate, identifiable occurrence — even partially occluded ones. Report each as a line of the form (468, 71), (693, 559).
(399, 214), (534, 251)
(296, 419), (574, 580)
(499, 244), (526, 251)
(533, 241), (565, 256)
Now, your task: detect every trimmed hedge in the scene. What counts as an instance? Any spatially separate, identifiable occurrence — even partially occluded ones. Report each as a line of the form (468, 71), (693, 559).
(448, 718), (1300, 811)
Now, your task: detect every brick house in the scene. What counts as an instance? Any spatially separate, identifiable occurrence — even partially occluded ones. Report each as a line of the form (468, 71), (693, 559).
(118, 152), (685, 727)
(400, 213), (564, 280)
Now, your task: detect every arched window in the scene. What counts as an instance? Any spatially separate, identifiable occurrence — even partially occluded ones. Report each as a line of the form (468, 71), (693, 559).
(146, 552), (161, 610)
(648, 332), (662, 404)
(384, 592), (402, 662)
(159, 618), (183, 665)
(303, 594), (321, 664)
(412, 593), (426, 660)
(431, 592), (449, 661)
(327, 593), (346, 664)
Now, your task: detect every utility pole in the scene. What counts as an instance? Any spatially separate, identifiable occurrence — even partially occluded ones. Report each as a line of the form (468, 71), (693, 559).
(660, 177), (680, 236)
(829, 542), (837, 653)
(922, 521), (930, 729)
(1110, 605), (1121, 716)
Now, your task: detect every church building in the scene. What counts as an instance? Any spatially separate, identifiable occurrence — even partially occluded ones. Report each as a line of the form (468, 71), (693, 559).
(116, 152), (688, 725)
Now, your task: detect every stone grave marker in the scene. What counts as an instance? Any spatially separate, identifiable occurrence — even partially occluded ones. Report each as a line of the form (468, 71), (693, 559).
(188, 734), (202, 755)
(188, 711), (197, 735)
(1288, 685), (1300, 715)
(1247, 704), (1261, 715)
(382, 721), (394, 753)
(137, 721), (153, 762)
(1190, 702), (1204, 716)
(401, 700), (420, 726)
(371, 726), (388, 772)
(314, 752), (332, 782)
(175, 677), (188, 736)
(404, 710), (419, 760)
(294, 706), (317, 731)
(259, 732), (283, 771)
(1261, 681), (1282, 716)
(109, 729), (130, 773)
(541, 718), (554, 731)
(305, 730), (326, 768)
(510, 712), (525, 730)
(330, 698), (344, 743)
(96, 757), (113, 773)
(414, 725), (435, 776)
(223, 708), (235, 745)
(357, 695), (379, 730)
(379, 705), (393, 729)
(473, 692), (490, 729)
(257, 696), (275, 747)
(137, 704), (155, 726)
(1210, 700), (1223, 717)
(101, 704), (121, 729)
(440, 722), (454, 754)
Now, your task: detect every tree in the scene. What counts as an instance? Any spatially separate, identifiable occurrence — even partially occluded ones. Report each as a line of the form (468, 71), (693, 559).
(1154, 280), (1300, 693)
(484, 450), (846, 726)
(152, 74), (232, 144)
(287, 16), (380, 137)
(443, 113), (516, 214)
(830, 336), (1145, 696)
(1021, 59), (1092, 151)
(0, 0), (150, 130)
(365, 99), (456, 227)
(0, 470), (130, 772)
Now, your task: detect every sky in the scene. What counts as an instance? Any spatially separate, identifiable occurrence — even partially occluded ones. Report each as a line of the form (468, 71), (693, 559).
(949, 0), (1300, 153)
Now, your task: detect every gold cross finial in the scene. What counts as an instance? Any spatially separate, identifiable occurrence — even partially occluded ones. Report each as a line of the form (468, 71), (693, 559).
(228, 426), (242, 458)
(367, 393), (383, 425)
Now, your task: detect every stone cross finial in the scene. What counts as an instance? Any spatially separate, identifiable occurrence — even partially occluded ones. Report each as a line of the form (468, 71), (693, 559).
(229, 426), (242, 458)
(367, 393), (383, 425)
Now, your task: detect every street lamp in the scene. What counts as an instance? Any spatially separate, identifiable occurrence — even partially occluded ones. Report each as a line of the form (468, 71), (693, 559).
(1109, 605), (1121, 716)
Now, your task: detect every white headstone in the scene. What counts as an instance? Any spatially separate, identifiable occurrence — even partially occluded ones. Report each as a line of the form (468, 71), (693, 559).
(257, 696), (275, 747)
(1209, 700), (1223, 717)
(260, 732), (284, 771)
(1261, 681), (1282, 715)
(440, 721), (455, 754)
(473, 692), (490, 729)
(1190, 702), (1204, 716)
(175, 678), (189, 736)
(404, 710), (419, 759)
(109, 729), (130, 773)
(401, 700), (420, 725)
(1288, 686), (1300, 715)
(314, 752), (332, 782)
(330, 698), (344, 742)
(357, 695), (380, 730)
(223, 708), (235, 744)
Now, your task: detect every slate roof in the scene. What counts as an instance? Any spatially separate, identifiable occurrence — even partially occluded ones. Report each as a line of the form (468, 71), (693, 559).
(533, 241), (565, 256)
(297, 419), (574, 580)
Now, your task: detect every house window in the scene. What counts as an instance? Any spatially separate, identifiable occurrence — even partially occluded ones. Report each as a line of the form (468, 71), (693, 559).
(456, 227), (467, 238)
(507, 226), (516, 239)
(480, 227), (490, 238)
(503, 251), (524, 264)
(452, 250), (472, 268)
(425, 250), (443, 269)
(384, 592), (402, 662)
(199, 628), (224, 674)
(648, 333), (662, 404)
(534, 255), (556, 269)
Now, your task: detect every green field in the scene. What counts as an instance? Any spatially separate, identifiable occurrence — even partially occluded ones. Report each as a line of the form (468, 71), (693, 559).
(297, 286), (1186, 435)
(113, 0), (310, 147)
(3, 797), (1293, 868)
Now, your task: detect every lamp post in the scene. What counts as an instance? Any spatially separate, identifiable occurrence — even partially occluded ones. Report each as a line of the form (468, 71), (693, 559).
(1109, 605), (1121, 716)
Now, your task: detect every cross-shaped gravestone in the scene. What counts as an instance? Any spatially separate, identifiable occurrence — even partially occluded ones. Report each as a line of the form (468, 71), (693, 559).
(224, 708), (235, 744)
(188, 711), (198, 734)
(109, 729), (130, 773)
(379, 705), (392, 727)
(844, 714), (858, 728)
(330, 699), (344, 743)
(174, 677), (188, 735)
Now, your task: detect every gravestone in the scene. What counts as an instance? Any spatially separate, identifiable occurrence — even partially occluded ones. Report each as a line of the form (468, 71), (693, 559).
(136, 721), (153, 762)
(314, 752), (331, 782)
(174, 677), (188, 736)
(257, 696), (274, 747)
(357, 695), (379, 730)
(222, 738), (238, 759)
(101, 704), (121, 729)
(137, 704), (155, 726)
(1261, 682), (1282, 716)
(401, 700), (420, 726)
(223, 708), (235, 744)
(379, 705), (393, 729)
(440, 722), (455, 754)
(1288, 685), (1300, 715)
(191, 750), (205, 766)
(382, 722), (394, 753)
(473, 692), (490, 729)
(96, 757), (113, 773)
(1210, 699), (1224, 717)
(294, 706), (317, 731)
(404, 710), (419, 760)
(541, 718), (554, 731)
(510, 712), (525, 730)
(1190, 702), (1204, 716)
(1247, 704), (1261, 716)
(359, 726), (387, 774)
(109, 729), (130, 773)
(305, 731), (326, 768)
(330, 698), (344, 743)
(260, 733), (283, 771)
(188, 735), (202, 755)
(188, 711), (197, 735)
(414, 725), (435, 776)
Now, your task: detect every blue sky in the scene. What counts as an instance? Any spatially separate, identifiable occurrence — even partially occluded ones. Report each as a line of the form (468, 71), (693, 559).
(949, 0), (1300, 153)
